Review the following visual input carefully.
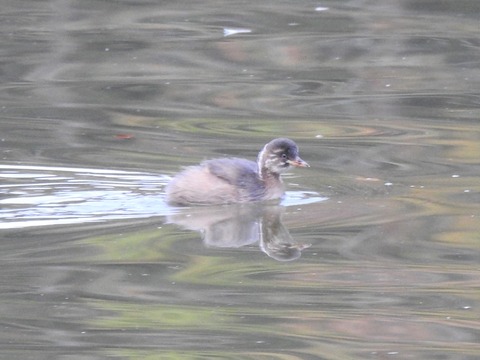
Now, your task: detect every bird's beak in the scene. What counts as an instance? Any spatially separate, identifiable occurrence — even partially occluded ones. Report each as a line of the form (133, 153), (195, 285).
(287, 157), (310, 168)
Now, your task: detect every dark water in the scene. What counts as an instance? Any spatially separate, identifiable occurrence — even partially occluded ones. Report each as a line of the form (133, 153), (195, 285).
(1, 1), (480, 359)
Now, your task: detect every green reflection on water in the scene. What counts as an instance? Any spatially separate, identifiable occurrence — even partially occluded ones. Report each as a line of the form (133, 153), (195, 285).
(92, 301), (228, 329)
(83, 224), (191, 262)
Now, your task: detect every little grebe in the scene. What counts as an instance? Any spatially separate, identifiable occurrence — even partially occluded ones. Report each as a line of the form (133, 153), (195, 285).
(166, 138), (309, 205)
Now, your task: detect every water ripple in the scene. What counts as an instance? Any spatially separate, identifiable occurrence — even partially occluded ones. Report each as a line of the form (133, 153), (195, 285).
(0, 165), (170, 229)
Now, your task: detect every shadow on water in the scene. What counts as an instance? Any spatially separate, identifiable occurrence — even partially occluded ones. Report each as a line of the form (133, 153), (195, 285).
(168, 203), (317, 262)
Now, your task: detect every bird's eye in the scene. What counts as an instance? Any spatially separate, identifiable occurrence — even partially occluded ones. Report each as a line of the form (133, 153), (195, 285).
(281, 153), (287, 160)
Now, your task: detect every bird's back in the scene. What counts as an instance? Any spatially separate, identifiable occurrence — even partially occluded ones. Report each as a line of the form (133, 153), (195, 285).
(166, 158), (263, 205)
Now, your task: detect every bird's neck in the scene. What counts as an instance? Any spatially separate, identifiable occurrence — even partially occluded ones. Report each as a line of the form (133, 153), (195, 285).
(259, 167), (281, 182)
(258, 167), (284, 200)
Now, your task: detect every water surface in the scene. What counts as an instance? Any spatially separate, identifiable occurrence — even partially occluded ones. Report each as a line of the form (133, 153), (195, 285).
(1, 1), (479, 359)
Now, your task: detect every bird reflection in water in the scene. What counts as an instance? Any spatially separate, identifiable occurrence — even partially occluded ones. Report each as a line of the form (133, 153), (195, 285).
(167, 203), (310, 261)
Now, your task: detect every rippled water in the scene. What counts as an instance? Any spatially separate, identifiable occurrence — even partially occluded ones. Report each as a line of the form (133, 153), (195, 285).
(1, 0), (480, 359)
